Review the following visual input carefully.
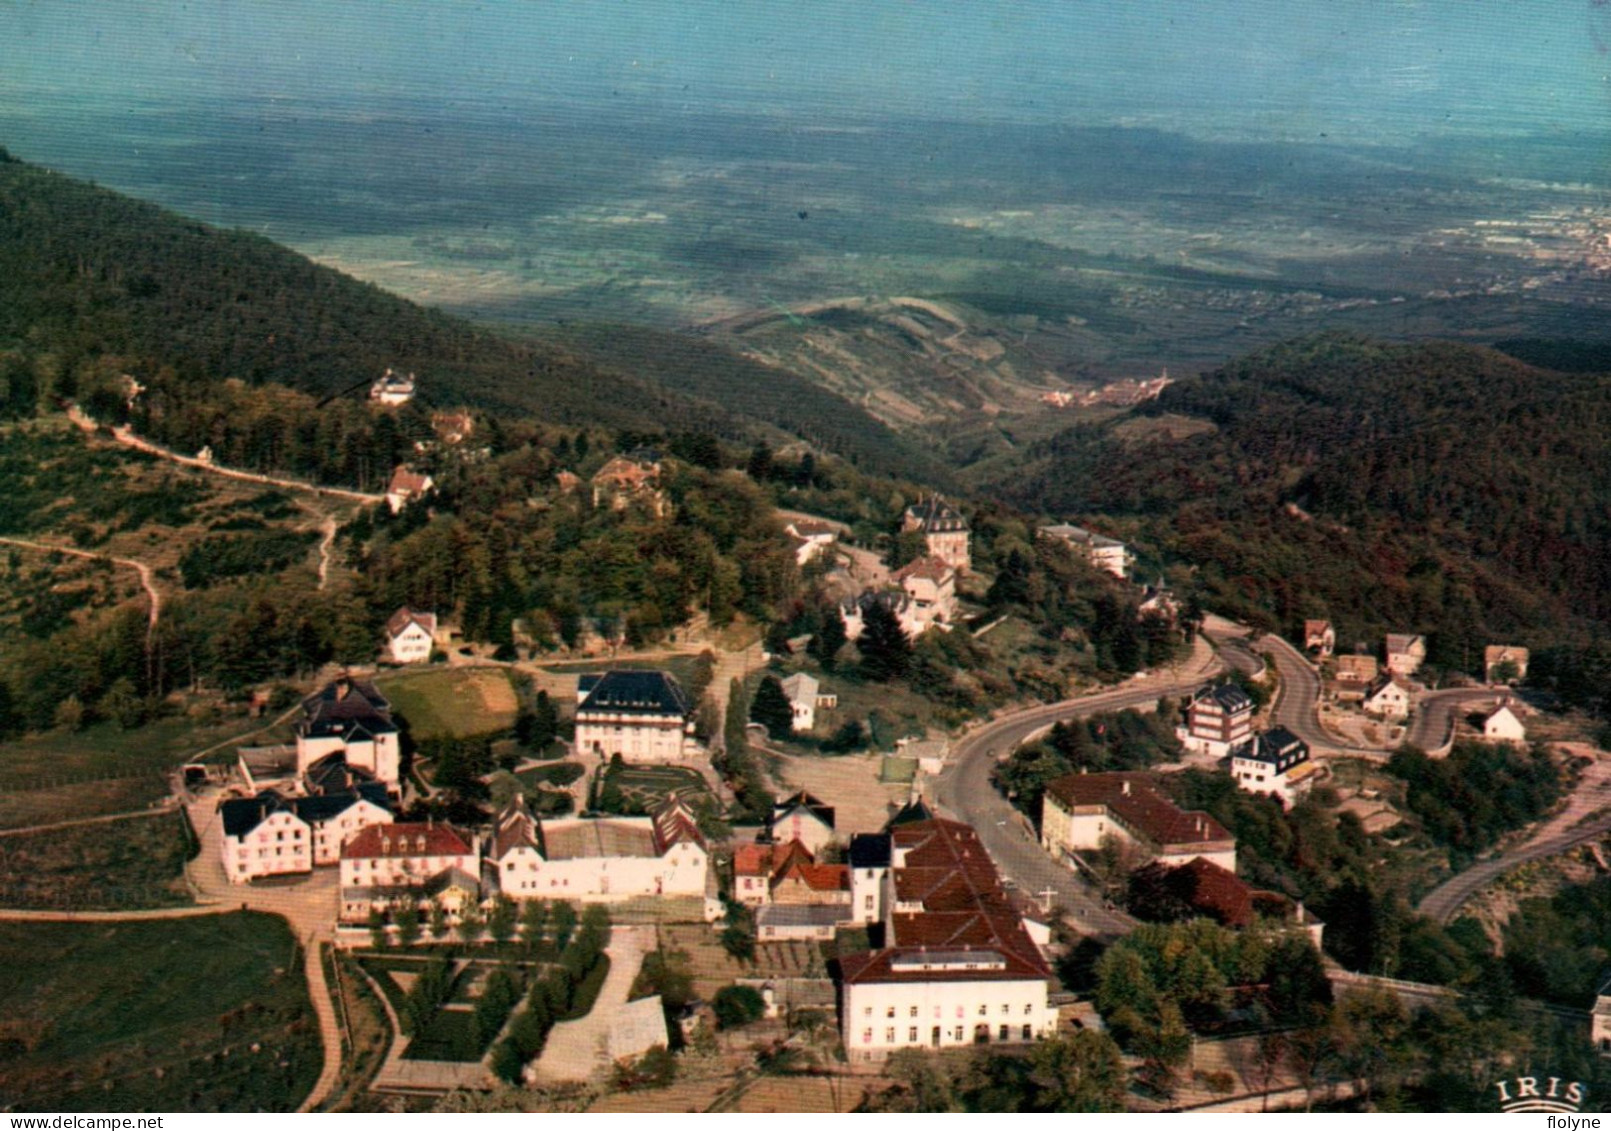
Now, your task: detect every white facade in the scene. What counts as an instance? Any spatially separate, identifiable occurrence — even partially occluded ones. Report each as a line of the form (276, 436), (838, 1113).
(1040, 524), (1129, 578)
(387, 621), (434, 664)
(1362, 678), (1413, 721)
(309, 800), (394, 866)
(298, 730), (401, 789)
(1483, 705), (1527, 743)
(842, 974), (1054, 1063)
(573, 714), (693, 763)
(780, 673), (819, 732)
(491, 817), (708, 901)
(224, 809), (312, 882)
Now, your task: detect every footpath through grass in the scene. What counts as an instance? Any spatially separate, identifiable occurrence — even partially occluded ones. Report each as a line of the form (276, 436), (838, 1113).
(0, 911), (321, 1112)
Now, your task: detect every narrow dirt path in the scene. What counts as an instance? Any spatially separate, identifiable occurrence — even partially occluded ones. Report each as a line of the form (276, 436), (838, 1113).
(316, 513), (339, 590)
(0, 535), (161, 642)
(69, 406), (384, 505)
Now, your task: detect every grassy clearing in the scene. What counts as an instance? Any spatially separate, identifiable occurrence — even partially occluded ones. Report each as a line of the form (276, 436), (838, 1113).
(0, 911), (320, 1112)
(0, 809), (194, 910)
(376, 667), (518, 740)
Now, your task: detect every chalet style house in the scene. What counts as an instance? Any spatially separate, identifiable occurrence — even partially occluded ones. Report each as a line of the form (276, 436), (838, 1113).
(768, 792), (837, 853)
(296, 677), (402, 787)
(839, 813), (1055, 1063)
(1328, 654), (1379, 703)
(1042, 771), (1236, 871)
(784, 518), (838, 568)
(590, 453), (667, 516)
(384, 607), (438, 664)
(733, 839), (853, 940)
(1304, 619), (1336, 657)
(370, 368), (416, 406)
(484, 795), (709, 903)
(1176, 683), (1255, 758)
(1039, 523), (1130, 579)
(385, 465), (434, 514)
(1483, 703), (1527, 744)
(902, 496), (971, 574)
(573, 670), (696, 763)
(1385, 633), (1427, 677)
(1229, 727), (1322, 806)
(1362, 674), (1414, 722)
(1485, 645), (1530, 684)
(890, 555), (959, 631)
(780, 672), (836, 732)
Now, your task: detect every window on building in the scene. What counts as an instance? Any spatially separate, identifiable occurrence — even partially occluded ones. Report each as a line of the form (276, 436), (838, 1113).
(954, 1027), (964, 1041)
(863, 1029), (872, 1044)
(1001, 1003), (1009, 1014)
(863, 1007), (872, 1017)
(999, 1025), (1010, 1042)
(885, 1028), (895, 1043)
(1022, 1025), (1033, 1040)
(978, 1004), (987, 1016)
(909, 1006), (918, 1018)
(887, 1007), (895, 1018)
(1024, 1004), (1034, 1015)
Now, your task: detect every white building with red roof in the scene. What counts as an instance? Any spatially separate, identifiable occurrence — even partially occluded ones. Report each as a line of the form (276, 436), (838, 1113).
(385, 465), (434, 514)
(837, 814), (1055, 1063)
(484, 795), (708, 903)
(1042, 771), (1236, 872)
(891, 555), (958, 631)
(384, 607), (438, 664)
(339, 821), (477, 921)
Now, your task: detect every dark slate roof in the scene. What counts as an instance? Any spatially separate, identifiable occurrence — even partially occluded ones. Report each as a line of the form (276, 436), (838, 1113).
(221, 791), (291, 838)
(771, 791), (835, 831)
(576, 669), (691, 717)
(292, 785), (392, 825)
(904, 496), (968, 534)
(299, 678), (396, 740)
(305, 753), (379, 795)
(1202, 683), (1254, 713)
(1240, 726), (1308, 766)
(849, 833), (893, 869)
(886, 797), (935, 829)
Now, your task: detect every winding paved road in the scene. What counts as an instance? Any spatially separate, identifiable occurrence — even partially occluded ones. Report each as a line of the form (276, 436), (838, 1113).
(931, 635), (1226, 940)
(1417, 751), (1611, 923)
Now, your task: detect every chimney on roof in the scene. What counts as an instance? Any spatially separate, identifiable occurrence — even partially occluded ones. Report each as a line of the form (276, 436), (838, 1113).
(1121, 780), (1130, 795)
(335, 676), (351, 700)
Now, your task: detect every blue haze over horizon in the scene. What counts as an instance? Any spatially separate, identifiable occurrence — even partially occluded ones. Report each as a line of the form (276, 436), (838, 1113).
(2, 1), (1608, 140)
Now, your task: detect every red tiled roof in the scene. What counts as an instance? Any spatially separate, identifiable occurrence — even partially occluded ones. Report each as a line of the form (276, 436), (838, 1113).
(651, 796), (706, 854)
(735, 839), (814, 879)
(388, 466), (431, 495)
(385, 607), (437, 638)
(592, 456), (659, 487)
(1176, 857), (1255, 928)
(774, 861), (849, 894)
(1044, 772), (1233, 849)
(892, 555), (955, 585)
(343, 822), (471, 860)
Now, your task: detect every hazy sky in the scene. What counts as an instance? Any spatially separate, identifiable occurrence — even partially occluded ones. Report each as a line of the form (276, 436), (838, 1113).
(3, 1), (1607, 134)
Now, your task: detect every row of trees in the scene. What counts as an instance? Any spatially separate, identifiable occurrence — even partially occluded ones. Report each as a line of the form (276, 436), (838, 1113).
(489, 904), (611, 1083)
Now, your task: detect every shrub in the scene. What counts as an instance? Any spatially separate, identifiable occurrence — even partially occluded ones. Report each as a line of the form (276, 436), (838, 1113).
(712, 984), (766, 1030)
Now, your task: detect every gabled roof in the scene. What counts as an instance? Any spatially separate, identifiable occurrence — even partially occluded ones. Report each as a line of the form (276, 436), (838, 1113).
(342, 822), (473, 860)
(1041, 522), (1123, 549)
(1235, 726), (1309, 767)
(1484, 644), (1529, 665)
(292, 785), (391, 826)
(786, 519), (837, 539)
(1304, 619), (1333, 636)
(735, 838), (814, 878)
(591, 455), (660, 487)
(386, 607), (437, 639)
(1334, 654), (1379, 680)
(1483, 703), (1523, 728)
(387, 466), (432, 497)
(904, 496), (968, 534)
(304, 752), (379, 796)
(576, 670), (691, 718)
(423, 866), (481, 897)
(651, 795), (707, 854)
(1364, 673), (1414, 700)
(221, 791), (303, 838)
(892, 555), (956, 586)
(886, 797), (935, 829)
(489, 795), (542, 861)
(773, 860), (849, 894)
(1385, 633), (1425, 655)
(771, 791), (834, 832)
(1044, 772), (1233, 848)
(779, 673), (820, 704)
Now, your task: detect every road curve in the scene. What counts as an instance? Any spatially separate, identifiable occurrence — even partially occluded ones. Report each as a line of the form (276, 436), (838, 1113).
(931, 636), (1226, 940)
(1405, 687), (1510, 753)
(1247, 631), (1387, 760)
(1417, 753), (1611, 923)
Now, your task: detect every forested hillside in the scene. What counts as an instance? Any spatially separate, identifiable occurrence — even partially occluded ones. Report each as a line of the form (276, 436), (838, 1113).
(0, 150), (921, 479)
(998, 333), (1611, 663)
